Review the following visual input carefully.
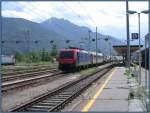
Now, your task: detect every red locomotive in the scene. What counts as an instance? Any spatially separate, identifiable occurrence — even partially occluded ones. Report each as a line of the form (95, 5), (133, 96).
(58, 48), (104, 70)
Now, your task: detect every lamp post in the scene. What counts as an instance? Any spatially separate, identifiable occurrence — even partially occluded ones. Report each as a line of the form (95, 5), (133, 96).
(128, 10), (149, 85)
(88, 30), (91, 54)
(145, 36), (148, 90)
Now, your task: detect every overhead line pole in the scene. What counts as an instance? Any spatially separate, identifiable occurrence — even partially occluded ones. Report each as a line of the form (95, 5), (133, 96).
(126, 0), (130, 69)
(109, 40), (111, 61)
(96, 27), (98, 67)
(0, 2), (2, 91)
(148, 0), (150, 112)
(138, 13), (141, 85)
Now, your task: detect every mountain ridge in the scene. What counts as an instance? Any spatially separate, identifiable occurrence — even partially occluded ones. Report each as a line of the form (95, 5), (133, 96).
(2, 17), (124, 55)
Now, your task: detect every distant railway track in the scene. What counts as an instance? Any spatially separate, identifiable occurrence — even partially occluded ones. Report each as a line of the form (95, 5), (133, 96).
(10, 63), (114, 112)
(2, 70), (63, 92)
(2, 68), (58, 82)
(2, 65), (58, 76)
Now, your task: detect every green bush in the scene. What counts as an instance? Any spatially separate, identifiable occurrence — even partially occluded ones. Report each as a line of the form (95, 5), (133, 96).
(50, 44), (58, 58)
(15, 45), (58, 63)
(15, 52), (26, 62)
(124, 69), (132, 79)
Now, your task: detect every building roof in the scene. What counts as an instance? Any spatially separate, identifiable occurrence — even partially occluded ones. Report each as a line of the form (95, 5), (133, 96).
(145, 33), (149, 40)
(113, 45), (143, 55)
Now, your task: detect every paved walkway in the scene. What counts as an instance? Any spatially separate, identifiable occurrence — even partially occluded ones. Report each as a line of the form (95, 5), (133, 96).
(82, 67), (130, 112)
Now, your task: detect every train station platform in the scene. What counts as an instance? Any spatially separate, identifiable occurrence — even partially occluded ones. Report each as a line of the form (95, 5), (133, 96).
(82, 67), (130, 112)
(62, 66), (147, 112)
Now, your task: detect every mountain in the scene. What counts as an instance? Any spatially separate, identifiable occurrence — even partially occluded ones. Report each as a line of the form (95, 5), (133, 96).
(41, 17), (124, 55)
(2, 17), (65, 54)
(2, 17), (124, 55)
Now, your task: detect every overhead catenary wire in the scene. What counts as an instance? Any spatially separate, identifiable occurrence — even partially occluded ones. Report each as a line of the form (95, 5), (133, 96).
(2, 2), (98, 50)
(63, 1), (92, 28)
(7, 2), (93, 36)
(62, 1), (95, 49)
(78, 1), (97, 27)
(4, 2), (71, 42)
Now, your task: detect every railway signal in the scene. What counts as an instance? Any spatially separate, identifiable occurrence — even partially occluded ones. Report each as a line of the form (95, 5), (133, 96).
(131, 33), (139, 40)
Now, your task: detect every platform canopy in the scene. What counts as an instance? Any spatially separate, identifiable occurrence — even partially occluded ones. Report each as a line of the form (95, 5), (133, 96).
(145, 33), (150, 40)
(113, 45), (143, 55)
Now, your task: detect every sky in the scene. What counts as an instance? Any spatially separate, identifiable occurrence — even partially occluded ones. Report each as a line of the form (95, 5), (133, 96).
(2, 1), (149, 44)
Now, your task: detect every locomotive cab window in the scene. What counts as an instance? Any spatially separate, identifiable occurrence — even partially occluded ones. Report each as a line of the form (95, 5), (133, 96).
(59, 51), (74, 59)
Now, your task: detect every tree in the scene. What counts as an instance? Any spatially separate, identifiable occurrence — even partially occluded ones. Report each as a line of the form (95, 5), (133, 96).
(29, 52), (40, 62)
(15, 52), (25, 62)
(51, 44), (58, 58)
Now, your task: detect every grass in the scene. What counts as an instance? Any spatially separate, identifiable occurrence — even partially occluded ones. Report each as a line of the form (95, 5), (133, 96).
(137, 85), (148, 111)
(125, 68), (148, 111)
(80, 67), (98, 76)
(15, 61), (57, 66)
(2, 61), (58, 73)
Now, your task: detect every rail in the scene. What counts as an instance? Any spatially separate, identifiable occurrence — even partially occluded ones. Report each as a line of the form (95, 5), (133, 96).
(10, 63), (115, 112)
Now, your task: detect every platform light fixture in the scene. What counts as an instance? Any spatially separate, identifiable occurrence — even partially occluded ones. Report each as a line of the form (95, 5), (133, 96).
(128, 10), (149, 85)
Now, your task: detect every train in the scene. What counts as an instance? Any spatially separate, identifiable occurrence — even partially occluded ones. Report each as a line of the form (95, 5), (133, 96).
(1, 55), (16, 65)
(58, 48), (122, 70)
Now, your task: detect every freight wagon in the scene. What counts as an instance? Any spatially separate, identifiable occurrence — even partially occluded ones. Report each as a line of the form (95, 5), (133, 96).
(1, 55), (15, 65)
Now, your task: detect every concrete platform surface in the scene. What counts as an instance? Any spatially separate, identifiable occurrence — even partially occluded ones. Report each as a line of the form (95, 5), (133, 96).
(83, 67), (130, 112)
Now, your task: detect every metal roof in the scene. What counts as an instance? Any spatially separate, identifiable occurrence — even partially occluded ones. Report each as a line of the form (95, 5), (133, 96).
(113, 45), (143, 55)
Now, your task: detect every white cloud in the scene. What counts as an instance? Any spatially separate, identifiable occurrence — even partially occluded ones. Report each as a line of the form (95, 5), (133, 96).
(2, 10), (40, 22)
(1, 1), (149, 39)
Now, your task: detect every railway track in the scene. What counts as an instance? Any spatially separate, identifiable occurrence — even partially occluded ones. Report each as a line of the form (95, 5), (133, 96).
(2, 70), (63, 92)
(10, 63), (114, 112)
(2, 68), (58, 82)
(2, 65), (57, 76)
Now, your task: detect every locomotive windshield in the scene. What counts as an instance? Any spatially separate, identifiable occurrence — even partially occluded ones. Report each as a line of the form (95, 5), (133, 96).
(59, 51), (74, 59)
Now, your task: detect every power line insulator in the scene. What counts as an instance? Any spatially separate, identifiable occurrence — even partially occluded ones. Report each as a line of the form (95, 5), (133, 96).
(105, 38), (109, 41)
(66, 40), (70, 43)
(92, 39), (95, 42)
(1, 41), (5, 43)
(16, 40), (20, 44)
(50, 40), (54, 43)
(35, 40), (39, 43)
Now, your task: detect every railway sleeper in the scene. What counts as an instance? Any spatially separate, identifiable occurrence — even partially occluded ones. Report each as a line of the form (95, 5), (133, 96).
(42, 100), (62, 103)
(11, 66), (112, 112)
(55, 95), (71, 97)
(48, 98), (66, 101)
(27, 107), (49, 112)
(31, 105), (54, 108)
(37, 102), (58, 106)
(59, 92), (74, 95)
(52, 96), (69, 99)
